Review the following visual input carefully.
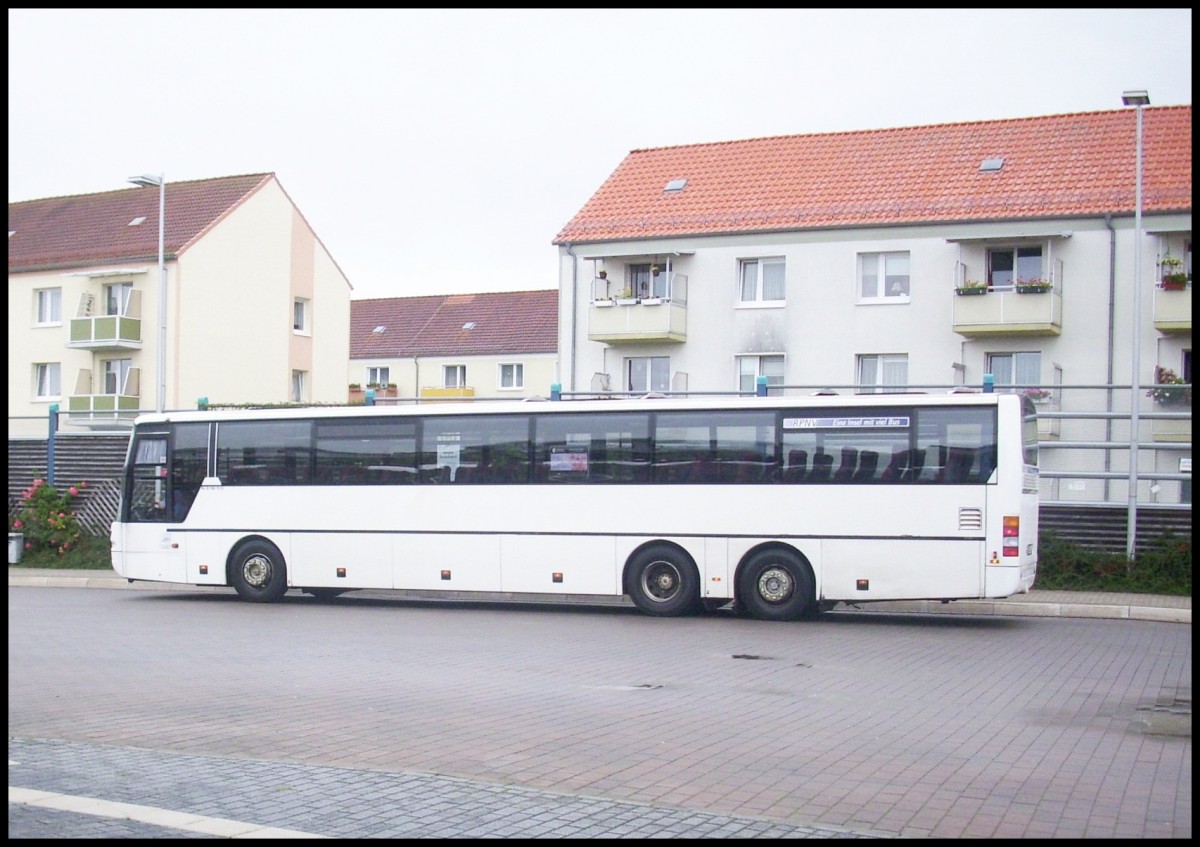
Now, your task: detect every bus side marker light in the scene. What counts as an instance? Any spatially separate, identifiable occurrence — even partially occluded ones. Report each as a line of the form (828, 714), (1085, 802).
(337, 568), (347, 578)
(441, 570), (452, 580)
(552, 572), (563, 583)
(199, 565), (208, 575)
(856, 579), (869, 591)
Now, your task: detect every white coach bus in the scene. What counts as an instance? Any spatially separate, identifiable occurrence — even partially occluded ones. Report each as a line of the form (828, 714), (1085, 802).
(110, 392), (1038, 621)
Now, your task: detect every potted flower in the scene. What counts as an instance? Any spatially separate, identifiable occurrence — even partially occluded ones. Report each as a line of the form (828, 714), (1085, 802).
(1146, 366), (1191, 406)
(1160, 256), (1188, 290)
(955, 280), (987, 295)
(1015, 277), (1053, 294)
(1021, 387), (1052, 404)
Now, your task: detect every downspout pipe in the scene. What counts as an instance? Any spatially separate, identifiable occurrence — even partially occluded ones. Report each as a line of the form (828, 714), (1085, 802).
(564, 243), (578, 393)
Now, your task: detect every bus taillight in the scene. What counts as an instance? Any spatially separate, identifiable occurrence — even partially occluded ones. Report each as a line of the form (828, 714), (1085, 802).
(1003, 515), (1020, 557)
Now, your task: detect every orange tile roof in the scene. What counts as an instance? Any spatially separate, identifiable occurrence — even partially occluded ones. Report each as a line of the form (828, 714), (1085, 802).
(351, 290), (558, 359)
(554, 106), (1191, 244)
(8, 174), (275, 273)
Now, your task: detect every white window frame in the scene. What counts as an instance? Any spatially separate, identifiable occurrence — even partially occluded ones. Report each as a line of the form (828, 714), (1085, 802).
(444, 365), (467, 388)
(35, 363), (61, 399)
(626, 356), (670, 393)
(857, 354), (908, 394)
(293, 298), (310, 334)
(498, 363), (524, 390)
(737, 257), (786, 306)
(858, 252), (910, 302)
(105, 282), (133, 316)
(986, 352), (1042, 392)
(35, 288), (62, 325)
(291, 369), (307, 403)
(103, 359), (132, 395)
(366, 366), (390, 387)
(736, 355), (785, 394)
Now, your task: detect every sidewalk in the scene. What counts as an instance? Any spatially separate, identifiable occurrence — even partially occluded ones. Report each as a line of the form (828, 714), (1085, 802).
(9, 567), (1190, 624)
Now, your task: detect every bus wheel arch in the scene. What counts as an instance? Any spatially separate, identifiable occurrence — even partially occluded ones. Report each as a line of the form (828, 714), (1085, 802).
(623, 541), (702, 617)
(735, 543), (817, 622)
(227, 536), (289, 603)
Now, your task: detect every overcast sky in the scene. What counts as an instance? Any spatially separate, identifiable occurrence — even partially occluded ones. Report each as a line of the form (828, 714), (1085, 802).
(8, 8), (1192, 300)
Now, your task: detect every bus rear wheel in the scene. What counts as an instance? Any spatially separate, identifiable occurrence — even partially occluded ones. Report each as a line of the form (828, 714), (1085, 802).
(626, 544), (701, 617)
(737, 549), (815, 622)
(229, 539), (288, 603)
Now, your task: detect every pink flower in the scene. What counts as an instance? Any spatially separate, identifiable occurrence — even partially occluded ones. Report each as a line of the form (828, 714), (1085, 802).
(11, 520), (22, 529)
(68, 487), (79, 496)
(32, 479), (44, 488)
(24, 542), (32, 550)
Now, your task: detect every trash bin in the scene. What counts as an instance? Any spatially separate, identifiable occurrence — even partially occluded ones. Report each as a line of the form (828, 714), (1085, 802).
(9, 533), (23, 565)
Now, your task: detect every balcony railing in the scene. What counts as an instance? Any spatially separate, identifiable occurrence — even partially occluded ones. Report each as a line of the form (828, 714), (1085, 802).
(952, 285), (1062, 336)
(68, 315), (142, 349)
(1153, 282), (1191, 333)
(66, 393), (141, 429)
(589, 272), (688, 343)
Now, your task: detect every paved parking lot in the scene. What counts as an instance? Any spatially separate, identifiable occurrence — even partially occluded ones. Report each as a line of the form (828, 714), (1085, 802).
(8, 587), (1192, 838)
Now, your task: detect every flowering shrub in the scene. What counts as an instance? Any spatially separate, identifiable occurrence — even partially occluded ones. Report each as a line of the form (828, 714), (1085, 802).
(1147, 366), (1191, 406)
(9, 479), (86, 556)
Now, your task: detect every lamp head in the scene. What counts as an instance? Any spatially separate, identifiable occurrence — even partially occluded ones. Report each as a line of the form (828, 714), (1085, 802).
(127, 174), (163, 188)
(1121, 90), (1150, 107)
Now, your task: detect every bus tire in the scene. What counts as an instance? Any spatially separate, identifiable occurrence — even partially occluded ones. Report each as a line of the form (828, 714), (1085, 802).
(229, 539), (288, 603)
(626, 544), (701, 617)
(737, 548), (815, 622)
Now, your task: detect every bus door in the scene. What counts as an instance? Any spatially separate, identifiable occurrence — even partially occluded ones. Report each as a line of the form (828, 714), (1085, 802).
(113, 430), (187, 583)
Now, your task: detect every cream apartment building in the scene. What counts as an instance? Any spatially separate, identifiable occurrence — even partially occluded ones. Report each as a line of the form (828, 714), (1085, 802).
(349, 290), (558, 401)
(553, 105), (1192, 508)
(9, 173), (351, 436)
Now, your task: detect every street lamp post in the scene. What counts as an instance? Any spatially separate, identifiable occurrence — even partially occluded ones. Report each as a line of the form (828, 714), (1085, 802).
(1120, 90), (1149, 561)
(128, 173), (166, 413)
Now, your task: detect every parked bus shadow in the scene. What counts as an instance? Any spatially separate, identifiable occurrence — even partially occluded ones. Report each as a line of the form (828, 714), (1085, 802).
(125, 590), (1024, 629)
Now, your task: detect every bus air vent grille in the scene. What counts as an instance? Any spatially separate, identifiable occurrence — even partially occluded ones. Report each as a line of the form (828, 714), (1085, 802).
(958, 507), (983, 530)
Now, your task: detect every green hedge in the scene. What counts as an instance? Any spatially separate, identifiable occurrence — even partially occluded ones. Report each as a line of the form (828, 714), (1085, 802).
(1034, 531), (1191, 595)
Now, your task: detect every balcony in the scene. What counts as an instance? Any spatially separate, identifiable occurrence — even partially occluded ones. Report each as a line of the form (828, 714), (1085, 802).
(588, 272), (688, 343)
(67, 289), (143, 350)
(67, 393), (141, 429)
(1152, 282), (1191, 333)
(952, 285), (1061, 336)
(420, 386), (475, 400)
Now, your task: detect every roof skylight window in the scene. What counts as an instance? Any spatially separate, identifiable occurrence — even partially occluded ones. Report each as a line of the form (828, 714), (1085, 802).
(372, 326), (386, 334)
(979, 158), (1005, 173)
(128, 216), (147, 226)
(663, 178), (687, 192)
(462, 322), (476, 330)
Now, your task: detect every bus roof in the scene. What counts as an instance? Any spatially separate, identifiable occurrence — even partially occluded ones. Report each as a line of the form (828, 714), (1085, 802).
(131, 392), (1017, 427)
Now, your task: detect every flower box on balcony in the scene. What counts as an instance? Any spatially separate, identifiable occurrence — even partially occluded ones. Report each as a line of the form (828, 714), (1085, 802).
(1161, 274), (1189, 291)
(955, 282), (987, 296)
(1015, 279), (1053, 294)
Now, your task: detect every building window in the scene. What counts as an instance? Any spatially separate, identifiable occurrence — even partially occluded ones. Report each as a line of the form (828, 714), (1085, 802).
(104, 359), (132, 395)
(105, 282), (133, 316)
(36, 288), (62, 324)
(859, 252), (910, 300)
(444, 365), (467, 388)
(626, 357), (669, 393)
(35, 363), (61, 399)
(737, 355), (784, 394)
(366, 366), (390, 386)
(857, 354), (908, 393)
(987, 352), (1042, 392)
(291, 370), (307, 403)
(738, 257), (785, 304)
(988, 246), (1043, 288)
(628, 264), (668, 299)
(293, 298), (310, 333)
(499, 363), (524, 390)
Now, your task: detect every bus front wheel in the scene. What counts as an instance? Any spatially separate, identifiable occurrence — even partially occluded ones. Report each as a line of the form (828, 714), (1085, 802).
(737, 549), (815, 622)
(626, 544), (701, 617)
(229, 539), (288, 603)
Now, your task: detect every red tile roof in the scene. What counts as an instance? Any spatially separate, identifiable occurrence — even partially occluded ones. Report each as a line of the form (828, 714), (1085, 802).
(351, 290), (558, 359)
(8, 173), (275, 273)
(554, 106), (1191, 244)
